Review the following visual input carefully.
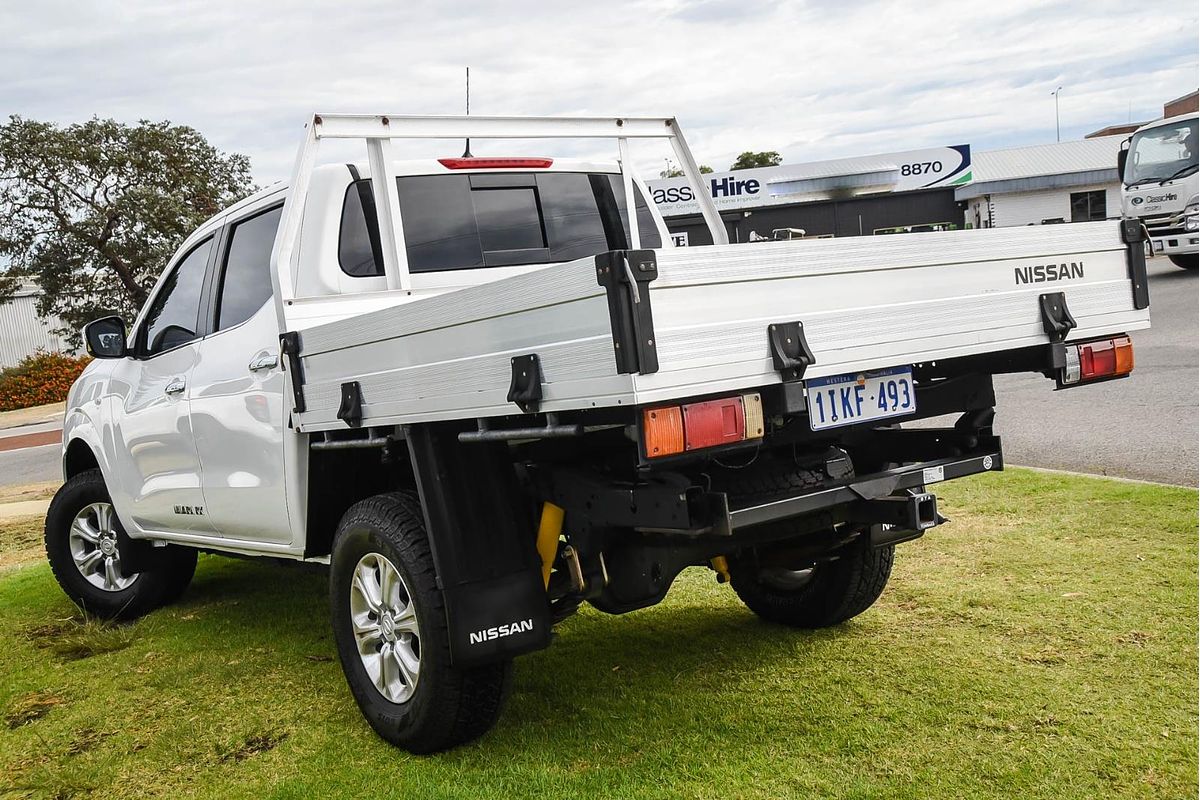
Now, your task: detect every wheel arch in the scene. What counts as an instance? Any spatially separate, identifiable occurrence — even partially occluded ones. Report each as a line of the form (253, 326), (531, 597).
(61, 408), (110, 485)
(63, 436), (101, 480)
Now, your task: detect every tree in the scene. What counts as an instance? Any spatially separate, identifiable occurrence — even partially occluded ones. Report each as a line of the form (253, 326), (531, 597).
(0, 116), (255, 345)
(730, 151), (783, 170)
(659, 164), (714, 178)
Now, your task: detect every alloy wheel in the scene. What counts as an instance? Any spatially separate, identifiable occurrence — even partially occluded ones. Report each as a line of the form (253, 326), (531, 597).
(68, 502), (137, 592)
(349, 552), (422, 703)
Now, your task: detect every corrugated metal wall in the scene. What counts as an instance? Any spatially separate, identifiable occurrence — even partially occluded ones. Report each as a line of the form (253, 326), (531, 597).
(986, 182), (1120, 227)
(0, 286), (71, 368)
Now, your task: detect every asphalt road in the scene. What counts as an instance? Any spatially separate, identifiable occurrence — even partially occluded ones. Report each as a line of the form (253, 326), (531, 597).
(990, 257), (1197, 485)
(0, 442), (60, 485)
(0, 259), (1194, 489)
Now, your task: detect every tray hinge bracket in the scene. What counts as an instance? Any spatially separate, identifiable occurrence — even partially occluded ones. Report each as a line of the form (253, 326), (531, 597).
(768, 321), (816, 381)
(768, 321), (816, 415)
(507, 353), (543, 413)
(279, 331), (306, 414)
(337, 381), (364, 427)
(1119, 218), (1151, 310)
(596, 249), (659, 375)
(1038, 292), (1077, 343)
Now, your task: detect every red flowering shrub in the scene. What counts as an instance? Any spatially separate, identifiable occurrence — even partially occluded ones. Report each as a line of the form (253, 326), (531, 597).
(0, 350), (92, 411)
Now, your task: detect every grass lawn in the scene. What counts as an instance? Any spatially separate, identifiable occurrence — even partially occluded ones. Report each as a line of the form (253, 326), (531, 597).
(0, 469), (1195, 799)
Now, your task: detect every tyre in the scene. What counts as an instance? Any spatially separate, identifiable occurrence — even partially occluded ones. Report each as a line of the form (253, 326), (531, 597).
(1169, 254), (1197, 270)
(44, 469), (197, 621)
(729, 535), (894, 628)
(329, 492), (512, 753)
(714, 452), (893, 628)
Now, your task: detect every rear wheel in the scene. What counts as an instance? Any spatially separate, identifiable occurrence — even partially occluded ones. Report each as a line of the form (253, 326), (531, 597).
(729, 535), (893, 628)
(713, 451), (893, 628)
(1169, 254), (1198, 270)
(329, 492), (512, 753)
(45, 469), (197, 620)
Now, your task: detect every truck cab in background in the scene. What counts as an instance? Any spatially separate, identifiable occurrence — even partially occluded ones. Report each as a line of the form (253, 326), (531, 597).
(1118, 112), (1199, 269)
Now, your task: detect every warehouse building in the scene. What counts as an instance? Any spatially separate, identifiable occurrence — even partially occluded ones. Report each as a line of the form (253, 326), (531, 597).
(0, 285), (70, 368)
(955, 136), (1125, 228)
(646, 145), (973, 245)
(648, 134), (1136, 240)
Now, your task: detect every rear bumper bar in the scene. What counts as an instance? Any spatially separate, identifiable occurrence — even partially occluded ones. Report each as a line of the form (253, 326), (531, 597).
(534, 428), (1003, 541)
(727, 448), (1001, 533)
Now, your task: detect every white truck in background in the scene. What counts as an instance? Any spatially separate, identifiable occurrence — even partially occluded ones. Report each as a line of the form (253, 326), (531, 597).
(1118, 111), (1198, 269)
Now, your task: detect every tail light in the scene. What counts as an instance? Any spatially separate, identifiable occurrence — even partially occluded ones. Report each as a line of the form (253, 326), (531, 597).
(643, 393), (764, 459)
(437, 157), (554, 169)
(1060, 336), (1134, 386)
(643, 406), (684, 458)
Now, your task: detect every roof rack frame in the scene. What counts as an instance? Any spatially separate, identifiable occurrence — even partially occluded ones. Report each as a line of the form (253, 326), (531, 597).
(270, 113), (726, 330)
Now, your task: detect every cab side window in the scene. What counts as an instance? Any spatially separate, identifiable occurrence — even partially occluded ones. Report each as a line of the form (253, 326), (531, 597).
(140, 237), (213, 357)
(216, 205), (283, 331)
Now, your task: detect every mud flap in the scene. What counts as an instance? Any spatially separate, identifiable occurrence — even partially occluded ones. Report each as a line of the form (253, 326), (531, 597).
(405, 422), (551, 667)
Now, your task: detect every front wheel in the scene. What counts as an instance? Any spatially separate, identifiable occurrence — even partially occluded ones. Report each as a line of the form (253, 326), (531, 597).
(729, 533), (894, 628)
(1169, 254), (1198, 270)
(329, 492), (512, 753)
(44, 469), (197, 620)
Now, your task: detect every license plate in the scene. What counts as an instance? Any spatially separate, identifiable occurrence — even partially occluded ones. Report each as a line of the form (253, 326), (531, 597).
(805, 367), (916, 431)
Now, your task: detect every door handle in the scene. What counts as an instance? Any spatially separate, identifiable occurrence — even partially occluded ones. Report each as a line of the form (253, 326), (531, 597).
(248, 353), (278, 372)
(164, 377), (186, 395)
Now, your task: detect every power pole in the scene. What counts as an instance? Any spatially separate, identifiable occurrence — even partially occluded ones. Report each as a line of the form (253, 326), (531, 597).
(1051, 86), (1063, 142)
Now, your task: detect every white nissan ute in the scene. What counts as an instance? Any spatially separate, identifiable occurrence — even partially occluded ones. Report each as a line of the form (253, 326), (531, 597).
(46, 114), (1151, 753)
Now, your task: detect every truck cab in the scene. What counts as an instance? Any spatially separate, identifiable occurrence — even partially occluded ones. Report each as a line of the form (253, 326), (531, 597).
(1119, 112), (1199, 268)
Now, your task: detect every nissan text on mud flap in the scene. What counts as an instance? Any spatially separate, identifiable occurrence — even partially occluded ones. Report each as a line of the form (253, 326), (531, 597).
(46, 113), (1150, 754)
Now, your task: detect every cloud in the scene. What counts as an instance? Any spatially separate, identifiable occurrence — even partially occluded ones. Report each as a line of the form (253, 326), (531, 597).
(1, 0), (1195, 181)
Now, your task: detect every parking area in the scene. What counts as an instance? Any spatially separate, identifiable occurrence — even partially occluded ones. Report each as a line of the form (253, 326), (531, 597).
(992, 258), (1197, 485)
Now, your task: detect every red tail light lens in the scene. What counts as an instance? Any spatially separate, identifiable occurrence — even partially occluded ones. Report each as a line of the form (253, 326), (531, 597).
(682, 398), (745, 451)
(437, 157), (554, 169)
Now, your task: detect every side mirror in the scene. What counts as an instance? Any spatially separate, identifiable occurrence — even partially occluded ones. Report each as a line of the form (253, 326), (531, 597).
(83, 316), (127, 359)
(1117, 143), (1129, 182)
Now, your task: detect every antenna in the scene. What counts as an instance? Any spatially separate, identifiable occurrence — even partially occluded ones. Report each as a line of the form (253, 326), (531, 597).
(461, 66), (473, 158)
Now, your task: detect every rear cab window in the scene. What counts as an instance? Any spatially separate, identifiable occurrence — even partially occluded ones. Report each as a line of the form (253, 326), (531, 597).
(339, 171), (661, 277)
(216, 204), (283, 330)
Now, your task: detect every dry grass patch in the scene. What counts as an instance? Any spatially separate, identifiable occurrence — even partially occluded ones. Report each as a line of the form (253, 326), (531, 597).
(23, 614), (142, 661)
(5, 689), (67, 729)
(0, 515), (45, 570)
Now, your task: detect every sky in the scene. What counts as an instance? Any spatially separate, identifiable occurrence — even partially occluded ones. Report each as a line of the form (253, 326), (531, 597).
(1, 0), (1196, 183)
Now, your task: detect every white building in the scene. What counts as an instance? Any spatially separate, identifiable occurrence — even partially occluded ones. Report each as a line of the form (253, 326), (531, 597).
(956, 136), (1125, 228)
(0, 285), (71, 368)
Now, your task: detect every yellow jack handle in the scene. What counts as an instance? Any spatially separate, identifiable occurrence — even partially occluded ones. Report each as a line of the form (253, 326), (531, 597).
(536, 502), (565, 589)
(711, 555), (731, 584)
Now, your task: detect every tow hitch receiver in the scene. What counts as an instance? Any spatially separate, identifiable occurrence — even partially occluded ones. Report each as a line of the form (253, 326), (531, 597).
(851, 489), (939, 533)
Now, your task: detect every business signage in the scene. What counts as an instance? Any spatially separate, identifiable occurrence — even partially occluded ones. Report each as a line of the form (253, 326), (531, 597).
(648, 145), (972, 217)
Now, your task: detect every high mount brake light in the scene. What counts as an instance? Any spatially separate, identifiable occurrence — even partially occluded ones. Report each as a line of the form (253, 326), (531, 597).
(1060, 336), (1134, 387)
(437, 157), (554, 169)
(643, 393), (764, 459)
